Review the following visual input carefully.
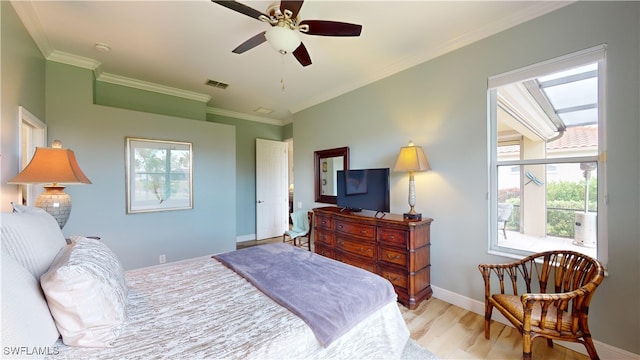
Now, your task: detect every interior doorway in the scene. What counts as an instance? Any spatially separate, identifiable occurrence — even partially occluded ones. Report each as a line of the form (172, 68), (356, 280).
(18, 106), (47, 206)
(255, 138), (288, 240)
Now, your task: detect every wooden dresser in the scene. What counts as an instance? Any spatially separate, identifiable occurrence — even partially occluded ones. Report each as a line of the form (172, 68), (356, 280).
(313, 206), (433, 309)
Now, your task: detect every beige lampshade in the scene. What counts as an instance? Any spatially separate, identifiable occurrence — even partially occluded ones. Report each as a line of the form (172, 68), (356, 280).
(8, 147), (92, 185)
(393, 142), (431, 172)
(8, 145), (91, 228)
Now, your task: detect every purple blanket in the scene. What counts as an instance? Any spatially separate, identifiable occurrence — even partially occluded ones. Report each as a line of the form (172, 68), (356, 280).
(213, 243), (396, 347)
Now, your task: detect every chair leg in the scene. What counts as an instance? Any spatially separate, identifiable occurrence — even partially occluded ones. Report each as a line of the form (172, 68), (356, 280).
(522, 333), (532, 360)
(583, 334), (600, 360)
(484, 300), (493, 339)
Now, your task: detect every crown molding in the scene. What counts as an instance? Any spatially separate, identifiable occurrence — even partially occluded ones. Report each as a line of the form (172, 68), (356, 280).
(289, 1), (573, 114)
(10, 1), (53, 57)
(47, 50), (102, 71)
(46, 52), (210, 103)
(97, 73), (211, 103)
(206, 107), (285, 126)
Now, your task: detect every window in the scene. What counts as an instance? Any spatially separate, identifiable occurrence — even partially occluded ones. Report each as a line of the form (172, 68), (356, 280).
(488, 45), (607, 264)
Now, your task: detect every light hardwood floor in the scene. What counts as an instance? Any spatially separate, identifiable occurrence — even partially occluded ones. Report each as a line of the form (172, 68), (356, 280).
(400, 297), (589, 360)
(239, 238), (588, 359)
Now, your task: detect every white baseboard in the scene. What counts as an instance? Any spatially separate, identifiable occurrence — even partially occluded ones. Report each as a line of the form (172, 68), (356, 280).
(431, 285), (639, 360)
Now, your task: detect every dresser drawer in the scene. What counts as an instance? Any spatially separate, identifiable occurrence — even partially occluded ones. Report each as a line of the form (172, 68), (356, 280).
(378, 228), (408, 246)
(380, 268), (407, 289)
(335, 253), (376, 273)
(314, 244), (334, 259)
(335, 220), (375, 240)
(315, 214), (333, 230)
(336, 238), (375, 259)
(379, 247), (407, 267)
(315, 229), (335, 246)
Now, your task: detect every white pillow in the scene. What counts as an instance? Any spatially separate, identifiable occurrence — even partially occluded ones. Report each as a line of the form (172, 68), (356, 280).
(1, 250), (60, 356)
(40, 238), (128, 347)
(1, 204), (67, 278)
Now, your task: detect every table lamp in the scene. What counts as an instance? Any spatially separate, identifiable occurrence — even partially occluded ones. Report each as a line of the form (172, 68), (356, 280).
(8, 140), (91, 228)
(393, 141), (430, 220)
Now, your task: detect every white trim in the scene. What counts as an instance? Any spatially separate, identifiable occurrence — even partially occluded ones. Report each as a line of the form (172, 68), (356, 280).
(290, 2), (572, 114)
(488, 44), (606, 89)
(498, 156), (599, 167)
(10, 1), (54, 57)
(595, 52), (609, 267)
(206, 107), (285, 126)
(431, 286), (639, 360)
(488, 46), (608, 265)
(97, 73), (211, 103)
(17, 106), (47, 206)
(47, 50), (101, 70)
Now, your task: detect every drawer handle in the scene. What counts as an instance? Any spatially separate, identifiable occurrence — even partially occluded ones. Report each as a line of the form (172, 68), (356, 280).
(338, 225), (343, 229)
(360, 230), (368, 234)
(337, 241), (344, 246)
(386, 275), (399, 282)
(386, 253), (400, 260)
(321, 221), (327, 225)
(358, 247), (372, 253)
(388, 235), (395, 239)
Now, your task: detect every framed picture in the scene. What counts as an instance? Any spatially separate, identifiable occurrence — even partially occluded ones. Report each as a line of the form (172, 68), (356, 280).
(125, 137), (193, 213)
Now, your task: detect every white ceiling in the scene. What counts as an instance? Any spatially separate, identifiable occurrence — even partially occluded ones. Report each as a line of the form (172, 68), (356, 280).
(12, 0), (571, 125)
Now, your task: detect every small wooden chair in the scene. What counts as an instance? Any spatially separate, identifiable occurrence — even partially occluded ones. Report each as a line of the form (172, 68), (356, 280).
(282, 210), (313, 251)
(478, 251), (604, 360)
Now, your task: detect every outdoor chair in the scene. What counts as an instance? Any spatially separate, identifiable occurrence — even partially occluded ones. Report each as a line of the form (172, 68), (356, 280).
(282, 210), (313, 251)
(478, 250), (605, 360)
(497, 203), (514, 238)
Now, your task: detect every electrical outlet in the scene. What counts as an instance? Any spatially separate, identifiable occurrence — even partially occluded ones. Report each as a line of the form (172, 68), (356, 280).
(159, 255), (166, 264)
(297, 202), (302, 209)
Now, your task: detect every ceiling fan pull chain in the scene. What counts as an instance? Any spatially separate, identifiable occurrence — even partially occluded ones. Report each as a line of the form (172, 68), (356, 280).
(281, 54), (286, 92)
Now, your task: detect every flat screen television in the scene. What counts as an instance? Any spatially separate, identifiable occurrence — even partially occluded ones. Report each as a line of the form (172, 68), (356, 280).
(337, 168), (390, 214)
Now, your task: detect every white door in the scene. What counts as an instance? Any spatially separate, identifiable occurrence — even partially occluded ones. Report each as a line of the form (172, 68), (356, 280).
(256, 139), (288, 240)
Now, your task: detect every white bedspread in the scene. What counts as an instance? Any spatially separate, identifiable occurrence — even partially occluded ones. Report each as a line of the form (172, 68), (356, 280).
(47, 255), (409, 359)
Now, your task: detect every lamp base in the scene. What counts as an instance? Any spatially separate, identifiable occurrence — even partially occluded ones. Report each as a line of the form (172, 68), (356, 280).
(35, 186), (71, 229)
(403, 212), (422, 221)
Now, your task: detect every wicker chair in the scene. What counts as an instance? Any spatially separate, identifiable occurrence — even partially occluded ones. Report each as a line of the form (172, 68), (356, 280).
(478, 251), (605, 360)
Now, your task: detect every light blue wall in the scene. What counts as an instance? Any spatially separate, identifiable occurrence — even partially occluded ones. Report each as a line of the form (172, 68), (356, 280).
(206, 114), (285, 240)
(293, 2), (639, 354)
(45, 61), (237, 269)
(95, 81), (207, 121)
(0, 1), (46, 212)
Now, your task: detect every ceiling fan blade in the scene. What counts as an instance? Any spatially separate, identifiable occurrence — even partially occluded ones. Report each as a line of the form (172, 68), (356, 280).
(299, 20), (362, 36)
(292, 42), (312, 67)
(211, 0), (268, 21)
(280, 0), (304, 19)
(232, 31), (267, 54)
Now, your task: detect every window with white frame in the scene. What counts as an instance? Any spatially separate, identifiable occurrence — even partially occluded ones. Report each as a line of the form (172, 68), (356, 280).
(488, 45), (607, 265)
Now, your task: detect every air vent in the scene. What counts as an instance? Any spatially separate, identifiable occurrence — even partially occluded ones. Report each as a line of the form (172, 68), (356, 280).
(205, 79), (229, 89)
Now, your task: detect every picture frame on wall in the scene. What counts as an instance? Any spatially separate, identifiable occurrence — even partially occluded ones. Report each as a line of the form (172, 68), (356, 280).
(125, 137), (193, 214)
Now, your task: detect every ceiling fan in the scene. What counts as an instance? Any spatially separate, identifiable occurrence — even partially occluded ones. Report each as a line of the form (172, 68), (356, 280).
(212, 0), (362, 66)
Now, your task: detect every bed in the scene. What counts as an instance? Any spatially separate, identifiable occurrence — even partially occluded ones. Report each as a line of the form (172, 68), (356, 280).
(1, 205), (410, 359)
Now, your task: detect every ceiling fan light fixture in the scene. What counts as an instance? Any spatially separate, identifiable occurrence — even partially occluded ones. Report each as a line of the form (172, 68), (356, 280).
(265, 26), (300, 54)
